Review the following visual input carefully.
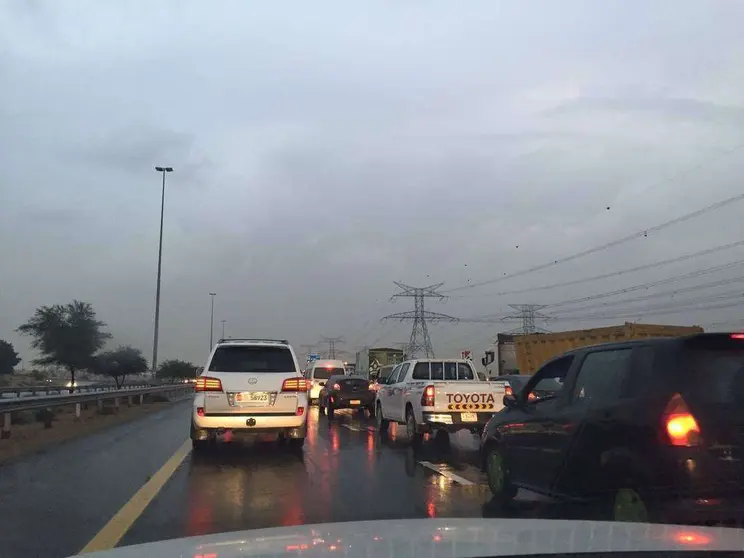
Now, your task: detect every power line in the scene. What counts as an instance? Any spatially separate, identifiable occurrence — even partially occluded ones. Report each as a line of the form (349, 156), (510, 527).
(546, 259), (744, 310)
(460, 258), (744, 322)
(561, 289), (744, 319)
(550, 275), (744, 316)
(451, 238), (744, 298)
(553, 298), (744, 322)
(444, 192), (744, 294)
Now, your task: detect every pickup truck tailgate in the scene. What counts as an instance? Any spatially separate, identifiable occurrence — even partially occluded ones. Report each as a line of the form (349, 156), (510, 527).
(431, 381), (505, 413)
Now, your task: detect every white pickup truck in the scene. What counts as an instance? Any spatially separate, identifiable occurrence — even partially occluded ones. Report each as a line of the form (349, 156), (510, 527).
(374, 358), (505, 444)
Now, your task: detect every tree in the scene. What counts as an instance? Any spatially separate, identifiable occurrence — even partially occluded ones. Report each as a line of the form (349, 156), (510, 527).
(0, 340), (21, 375)
(17, 301), (111, 393)
(95, 346), (148, 388)
(157, 359), (197, 382)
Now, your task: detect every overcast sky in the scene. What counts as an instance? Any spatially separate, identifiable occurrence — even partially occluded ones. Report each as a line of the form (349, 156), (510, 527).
(3, 0), (744, 369)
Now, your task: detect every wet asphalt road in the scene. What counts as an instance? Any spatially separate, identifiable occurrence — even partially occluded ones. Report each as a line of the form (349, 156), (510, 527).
(0, 402), (582, 558)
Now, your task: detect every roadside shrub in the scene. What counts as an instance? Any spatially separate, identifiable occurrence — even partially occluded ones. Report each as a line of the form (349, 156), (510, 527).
(35, 408), (55, 428)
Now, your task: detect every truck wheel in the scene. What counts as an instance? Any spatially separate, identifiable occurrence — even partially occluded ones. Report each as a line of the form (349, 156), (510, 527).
(406, 409), (423, 446)
(376, 403), (388, 433)
(485, 446), (517, 502)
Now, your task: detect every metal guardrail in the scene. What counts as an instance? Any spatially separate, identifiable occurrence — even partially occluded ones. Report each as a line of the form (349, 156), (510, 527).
(0, 383), (194, 439)
(0, 382), (157, 399)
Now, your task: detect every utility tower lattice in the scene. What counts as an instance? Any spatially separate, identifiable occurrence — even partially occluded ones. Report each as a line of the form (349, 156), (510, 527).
(299, 344), (315, 360)
(321, 336), (345, 359)
(501, 304), (550, 334)
(382, 282), (458, 358)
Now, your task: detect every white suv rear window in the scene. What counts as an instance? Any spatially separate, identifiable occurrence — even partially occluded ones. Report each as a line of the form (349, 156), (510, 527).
(208, 346), (296, 373)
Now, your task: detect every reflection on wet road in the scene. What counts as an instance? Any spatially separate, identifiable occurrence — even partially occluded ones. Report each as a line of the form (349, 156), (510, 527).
(120, 406), (569, 548)
(0, 402), (584, 557)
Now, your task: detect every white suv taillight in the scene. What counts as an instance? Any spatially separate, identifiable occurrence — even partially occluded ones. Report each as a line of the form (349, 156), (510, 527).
(282, 378), (309, 392)
(195, 376), (223, 392)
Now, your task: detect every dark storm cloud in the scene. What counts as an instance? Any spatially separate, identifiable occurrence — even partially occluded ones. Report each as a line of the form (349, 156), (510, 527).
(3, 0), (744, 368)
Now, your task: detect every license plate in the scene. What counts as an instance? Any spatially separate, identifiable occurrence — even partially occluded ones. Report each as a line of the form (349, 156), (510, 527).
(461, 412), (478, 422)
(350, 399), (361, 405)
(235, 391), (269, 405)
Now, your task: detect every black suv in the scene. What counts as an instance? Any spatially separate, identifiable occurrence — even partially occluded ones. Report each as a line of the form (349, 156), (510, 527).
(481, 333), (744, 523)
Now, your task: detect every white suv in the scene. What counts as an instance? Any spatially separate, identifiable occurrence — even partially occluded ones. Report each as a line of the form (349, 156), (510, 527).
(190, 339), (308, 451)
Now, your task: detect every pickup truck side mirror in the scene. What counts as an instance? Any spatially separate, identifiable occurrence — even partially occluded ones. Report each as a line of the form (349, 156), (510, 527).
(503, 394), (518, 409)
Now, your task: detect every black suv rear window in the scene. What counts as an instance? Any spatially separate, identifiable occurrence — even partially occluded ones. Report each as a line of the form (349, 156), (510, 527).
(685, 345), (744, 405)
(312, 367), (344, 380)
(208, 346), (296, 373)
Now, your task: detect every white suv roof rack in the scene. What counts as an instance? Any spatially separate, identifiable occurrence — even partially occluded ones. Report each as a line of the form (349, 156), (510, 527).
(216, 338), (289, 345)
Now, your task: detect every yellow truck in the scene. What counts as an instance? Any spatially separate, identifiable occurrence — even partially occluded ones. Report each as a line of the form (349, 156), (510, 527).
(513, 322), (704, 374)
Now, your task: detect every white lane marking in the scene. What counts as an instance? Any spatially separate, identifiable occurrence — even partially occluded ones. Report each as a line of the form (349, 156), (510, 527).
(341, 424), (362, 432)
(418, 460), (475, 485)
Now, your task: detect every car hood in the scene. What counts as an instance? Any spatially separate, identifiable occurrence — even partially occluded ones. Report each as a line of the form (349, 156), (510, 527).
(75, 518), (744, 557)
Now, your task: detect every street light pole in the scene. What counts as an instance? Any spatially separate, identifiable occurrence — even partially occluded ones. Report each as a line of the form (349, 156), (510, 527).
(209, 292), (217, 349)
(152, 166), (173, 377)
(221, 320), (227, 339)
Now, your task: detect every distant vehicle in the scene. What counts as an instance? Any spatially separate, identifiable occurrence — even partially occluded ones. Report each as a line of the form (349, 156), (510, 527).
(356, 347), (404, 379)
(376, 358), (506, 445)
(319, 374), (376, 419)
(370, 364), (395, 383)
(482, 333), (519, 378)
(481, 333), (744, 523)
(190, 338), (308, 452)
(305, 359), (347, 404)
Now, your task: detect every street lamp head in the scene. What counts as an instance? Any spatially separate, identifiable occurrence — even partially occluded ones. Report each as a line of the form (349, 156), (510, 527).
(155, 166), (174, 172)
(209, 292), (217, 296)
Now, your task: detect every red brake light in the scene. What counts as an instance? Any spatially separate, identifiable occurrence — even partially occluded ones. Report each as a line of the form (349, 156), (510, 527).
(504, 385), (513, 396)
(663, 393), (701, 446)
(196, 407), (205, 417)
(195, 377), (223, 392)
(731, 333), (744, 340)
(282, 378), (309, 392)
(421, 385), (435, 407)
(331, 382), (341, 391)
(528, 392), (537, 401)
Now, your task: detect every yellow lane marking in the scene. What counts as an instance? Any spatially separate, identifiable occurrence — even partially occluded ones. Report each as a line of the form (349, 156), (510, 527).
(79, 439), (192, 554)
